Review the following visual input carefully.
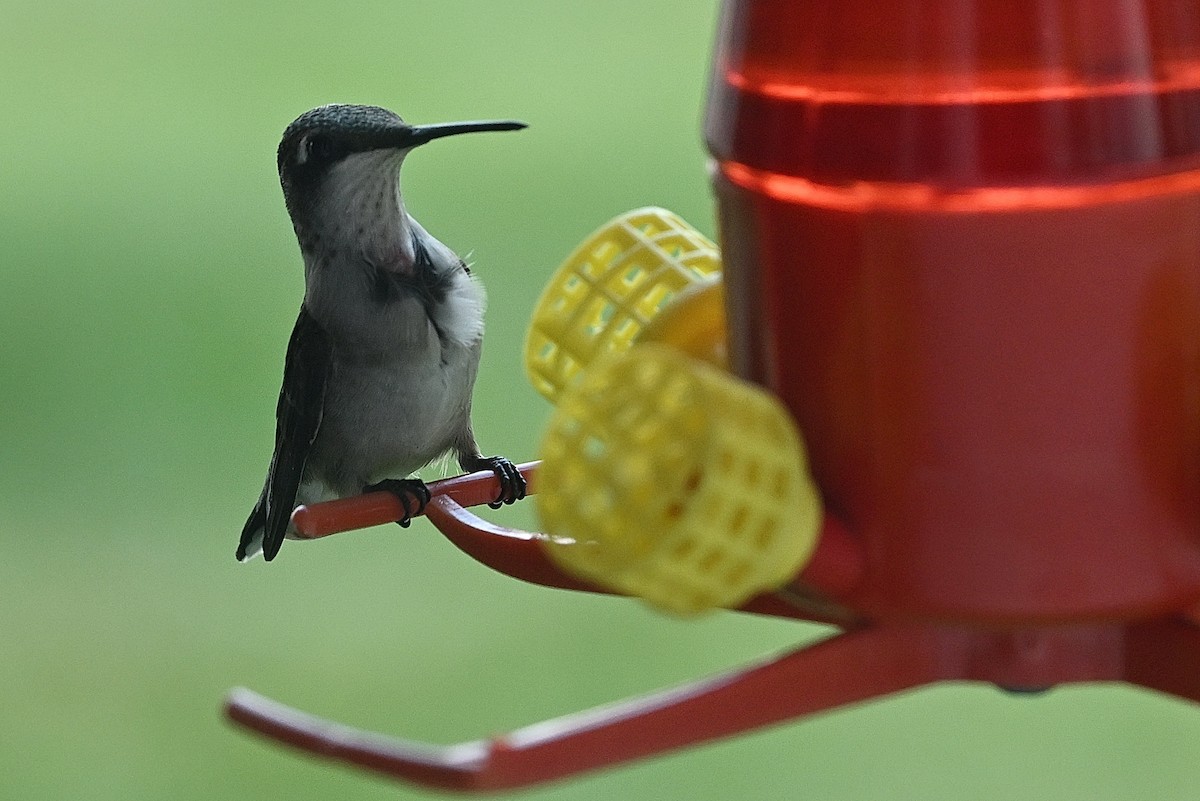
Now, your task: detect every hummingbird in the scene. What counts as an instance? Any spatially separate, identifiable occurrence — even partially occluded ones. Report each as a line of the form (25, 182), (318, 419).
(237, 103), (527, 562)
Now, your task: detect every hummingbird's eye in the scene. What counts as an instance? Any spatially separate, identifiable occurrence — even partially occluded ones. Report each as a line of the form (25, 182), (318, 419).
(297, 133), (333, 166)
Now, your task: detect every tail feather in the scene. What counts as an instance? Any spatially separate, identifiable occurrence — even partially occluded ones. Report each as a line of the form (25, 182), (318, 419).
(237, 488), (267, 562)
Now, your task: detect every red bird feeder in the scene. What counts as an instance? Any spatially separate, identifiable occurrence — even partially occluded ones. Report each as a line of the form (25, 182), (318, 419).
(227, 0), (1200, 791)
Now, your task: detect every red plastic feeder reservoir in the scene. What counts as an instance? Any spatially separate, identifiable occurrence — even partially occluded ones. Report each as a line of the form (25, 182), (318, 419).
(708, 0), (1200, 626)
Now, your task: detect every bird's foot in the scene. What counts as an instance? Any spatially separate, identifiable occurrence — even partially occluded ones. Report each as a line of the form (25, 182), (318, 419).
(470, 456), (527, 509)
(364, 478), (431, 528)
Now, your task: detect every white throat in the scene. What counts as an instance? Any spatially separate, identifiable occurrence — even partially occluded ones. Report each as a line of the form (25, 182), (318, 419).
(302, 150), (487, 349)
(312, 149), (414, 270)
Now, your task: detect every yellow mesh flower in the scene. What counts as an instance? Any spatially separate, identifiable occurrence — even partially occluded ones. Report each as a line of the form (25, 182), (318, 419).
(524, 207), (722, 403)
(537, 345), (821, 615)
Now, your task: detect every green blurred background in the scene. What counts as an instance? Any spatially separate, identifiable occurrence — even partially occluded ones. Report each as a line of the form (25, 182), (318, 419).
(2, 1), (1199, 799)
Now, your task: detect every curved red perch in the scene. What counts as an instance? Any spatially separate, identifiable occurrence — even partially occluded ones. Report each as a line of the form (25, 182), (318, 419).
(226, 624), (946, 791)
(225, 615), (1200, 791)
(289, 462), (544, 539)
(289, 461), (866, 614)
(226, 463), (886, 789)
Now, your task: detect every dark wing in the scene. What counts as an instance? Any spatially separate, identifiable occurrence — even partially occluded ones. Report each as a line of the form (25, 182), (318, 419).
(237, 304), (332, 561)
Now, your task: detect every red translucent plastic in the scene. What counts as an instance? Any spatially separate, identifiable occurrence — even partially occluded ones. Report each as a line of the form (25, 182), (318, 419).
(707, 1), (1200, 185)
(707, 0), (1200, 623)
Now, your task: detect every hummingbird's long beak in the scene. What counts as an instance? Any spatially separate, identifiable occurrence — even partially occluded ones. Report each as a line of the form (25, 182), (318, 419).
(400, 120), (527, 148)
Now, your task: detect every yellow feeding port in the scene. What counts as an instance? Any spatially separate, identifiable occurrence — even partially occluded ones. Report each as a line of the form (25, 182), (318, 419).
(637, 278), (726, 368)
(536, 345), (822, 615)
(524, 207), (722, 404)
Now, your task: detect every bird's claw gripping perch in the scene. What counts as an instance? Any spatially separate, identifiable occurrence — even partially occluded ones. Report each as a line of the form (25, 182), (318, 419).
(475, 455), (526, 508)
(292, 462), (540, 541)
(364, 478), (431, 528)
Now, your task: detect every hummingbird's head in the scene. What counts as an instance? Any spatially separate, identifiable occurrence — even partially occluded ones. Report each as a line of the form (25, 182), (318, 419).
(277, 104), (525, 221)
(276, 105), (525, 261)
